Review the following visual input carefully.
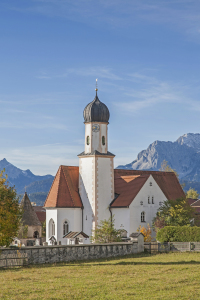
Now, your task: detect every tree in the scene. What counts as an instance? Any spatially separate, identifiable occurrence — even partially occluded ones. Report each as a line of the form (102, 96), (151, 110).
(0, 169), (22, 247)
(153, 198), (197, 232)
(160, 160), (179, 178)
(137, 224), (152, 242)
(186, 188), (199, 199)
(91, 217), (122, 243)
(18, 225), (28, 239)
(160, 160), (185, 189)
(42, 221), (46, 237)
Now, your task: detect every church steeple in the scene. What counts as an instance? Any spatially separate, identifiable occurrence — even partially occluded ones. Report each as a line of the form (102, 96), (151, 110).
(78, 83), (115, 234)
(82, 83), (110, 154)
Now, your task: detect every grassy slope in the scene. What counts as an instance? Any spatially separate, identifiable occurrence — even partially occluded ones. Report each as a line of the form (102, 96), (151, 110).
(1, 252), (200, 299)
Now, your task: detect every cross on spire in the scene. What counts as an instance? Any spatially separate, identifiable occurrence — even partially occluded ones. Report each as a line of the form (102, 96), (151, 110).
(95, 78), (98, 96)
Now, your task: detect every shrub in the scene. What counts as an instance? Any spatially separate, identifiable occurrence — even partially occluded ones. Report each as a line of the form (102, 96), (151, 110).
(157, 226), (200, 242)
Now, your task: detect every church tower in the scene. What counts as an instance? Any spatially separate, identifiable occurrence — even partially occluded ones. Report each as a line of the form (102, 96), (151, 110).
(78, 84), (115, 236)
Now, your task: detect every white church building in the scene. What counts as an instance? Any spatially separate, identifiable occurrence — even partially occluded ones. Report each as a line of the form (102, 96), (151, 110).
(44, 88), (185, 244)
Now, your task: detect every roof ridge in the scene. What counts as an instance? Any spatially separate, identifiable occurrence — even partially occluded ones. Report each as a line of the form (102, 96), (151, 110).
(56, 166), (62, 207)
(61, 166), (75, 207)
(44, 166), (61, 207)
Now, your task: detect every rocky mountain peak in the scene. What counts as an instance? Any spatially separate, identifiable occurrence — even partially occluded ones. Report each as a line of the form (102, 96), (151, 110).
(176, 133), (200, 152)
(117, 133), (200, 182)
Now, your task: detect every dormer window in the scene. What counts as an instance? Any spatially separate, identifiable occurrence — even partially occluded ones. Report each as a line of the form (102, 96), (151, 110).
(150, 182), (152, 186)
(86, 136), (90, 145)
(102, 136), (105, 146)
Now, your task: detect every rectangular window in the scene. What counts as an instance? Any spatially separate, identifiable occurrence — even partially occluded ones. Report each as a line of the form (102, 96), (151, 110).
(148, 196), (150, 204)
(152, 196), (154, 204)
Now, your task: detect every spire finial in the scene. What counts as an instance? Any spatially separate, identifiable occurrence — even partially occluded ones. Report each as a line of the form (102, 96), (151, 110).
(95, 78), (98, 96)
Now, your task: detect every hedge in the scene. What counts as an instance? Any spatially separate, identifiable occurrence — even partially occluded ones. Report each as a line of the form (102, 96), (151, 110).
(157, 226), (200, 242)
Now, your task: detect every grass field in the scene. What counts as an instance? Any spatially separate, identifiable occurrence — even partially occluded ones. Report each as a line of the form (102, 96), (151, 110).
(1, 252), (200, 299)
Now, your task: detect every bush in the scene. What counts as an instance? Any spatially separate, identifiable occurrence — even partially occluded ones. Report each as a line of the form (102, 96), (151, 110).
(157, 226), (200, 242)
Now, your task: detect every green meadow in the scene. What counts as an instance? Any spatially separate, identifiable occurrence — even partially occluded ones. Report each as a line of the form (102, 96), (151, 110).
(0, 252), (200, 299)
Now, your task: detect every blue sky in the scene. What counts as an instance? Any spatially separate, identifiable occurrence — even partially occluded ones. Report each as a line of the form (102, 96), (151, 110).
(1, 0), (200, 175)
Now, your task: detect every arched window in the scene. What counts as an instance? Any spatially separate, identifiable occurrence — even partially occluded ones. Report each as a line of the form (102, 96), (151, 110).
(141, 212), (145, 222)
(63, 221), (69, 236)
(102, 136), (105, 146)
(86, 136), (90, 145)
(49, 219), (55, 237)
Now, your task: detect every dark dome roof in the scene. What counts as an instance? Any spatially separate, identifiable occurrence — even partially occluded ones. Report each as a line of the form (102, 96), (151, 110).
(83, 94), (110, 123)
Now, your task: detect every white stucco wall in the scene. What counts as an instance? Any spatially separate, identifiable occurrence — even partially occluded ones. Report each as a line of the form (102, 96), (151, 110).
(46, 208), (82, 245)
(129, 175), (167, 237)
(57, 208), (82, 245)
(79, 157), (94, 237)
(85, 123), (108, 154)
(85, 123), (92, 153)
(96, 156), (114, 224)
(79, 155), (114, 236)
(112, 208), (130, 236)
(46, 209), (57, 244)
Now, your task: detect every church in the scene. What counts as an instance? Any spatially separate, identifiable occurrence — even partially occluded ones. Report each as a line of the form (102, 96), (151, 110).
(44, 87), (185, 244)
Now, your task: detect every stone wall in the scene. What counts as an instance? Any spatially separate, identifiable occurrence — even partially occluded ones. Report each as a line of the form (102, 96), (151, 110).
(144, 242), (200, 253)
(0, 242), (140, 267)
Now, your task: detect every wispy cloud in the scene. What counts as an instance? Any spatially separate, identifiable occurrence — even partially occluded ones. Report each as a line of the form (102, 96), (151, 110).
(5, 0), (200, 39)
(36, 67), (122, 81)
(2, 143), (81, 175)
(0, 121), (67, 130)
(113, 73), (196, 113)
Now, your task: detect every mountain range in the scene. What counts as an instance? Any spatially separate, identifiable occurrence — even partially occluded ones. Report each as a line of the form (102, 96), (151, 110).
(117, 133), (200, 193)
(2, 132), (200, 205)
(0, 158), (54, 205)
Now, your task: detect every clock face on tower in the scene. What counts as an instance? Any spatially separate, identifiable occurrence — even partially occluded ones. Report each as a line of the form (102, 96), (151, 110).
(92, 124), (100, 132)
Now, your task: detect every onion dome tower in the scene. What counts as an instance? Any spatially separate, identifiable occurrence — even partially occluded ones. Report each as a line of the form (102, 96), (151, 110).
(78, 80), (115, 235)
(83, 91), (110, 124)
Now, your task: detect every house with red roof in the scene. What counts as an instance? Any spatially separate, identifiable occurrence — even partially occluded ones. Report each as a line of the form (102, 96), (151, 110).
(44, 87), (185, 244)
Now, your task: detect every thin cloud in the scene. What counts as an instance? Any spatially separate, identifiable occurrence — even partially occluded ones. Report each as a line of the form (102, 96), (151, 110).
(0, 121), (68, 130)
(5, 0), (200, 39)
(2, 143), (81, 175)
(114, 75), (193, 113)
(37, 67), (122, 81)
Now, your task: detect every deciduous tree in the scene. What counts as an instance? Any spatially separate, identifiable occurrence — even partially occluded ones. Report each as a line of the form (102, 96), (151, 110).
(137, 224), (152, 242)
(153, 198), (197, 232)
(160, 160), (185, 189)
(186, 188), (199, 199)
(0, 169), (22, 247)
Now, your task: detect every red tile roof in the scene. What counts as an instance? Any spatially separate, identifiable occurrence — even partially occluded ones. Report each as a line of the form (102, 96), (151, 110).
(191, 199), (200, 207)
(44, 166), (82, 208)
(187, 198), (198, 206)
(111, 175), (150, 207)
(111, 169), (185, 207)
(33, 206), (46, 223)
(35, 211), (46, 223)
(44, 166), (185, 208)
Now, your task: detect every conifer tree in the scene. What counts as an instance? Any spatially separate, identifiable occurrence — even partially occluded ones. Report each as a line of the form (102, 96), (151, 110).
(91, 217), (122, 243)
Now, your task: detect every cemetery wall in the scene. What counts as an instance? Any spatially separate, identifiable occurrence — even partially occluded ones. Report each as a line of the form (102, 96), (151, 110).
(0, 242), (140, 267)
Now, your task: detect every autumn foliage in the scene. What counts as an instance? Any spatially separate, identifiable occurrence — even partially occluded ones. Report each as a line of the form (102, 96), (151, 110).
(0, 169), (22, 247)
(137, 224), (152, 242)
